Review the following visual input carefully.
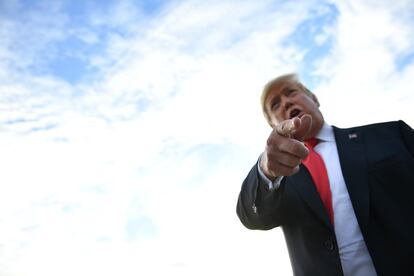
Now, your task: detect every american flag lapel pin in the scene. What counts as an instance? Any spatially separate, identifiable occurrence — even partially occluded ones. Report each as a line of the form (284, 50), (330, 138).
(348, 133), (358, 139)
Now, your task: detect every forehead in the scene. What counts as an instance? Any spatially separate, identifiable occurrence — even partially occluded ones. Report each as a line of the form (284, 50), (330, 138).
(265, 81), (300, 105)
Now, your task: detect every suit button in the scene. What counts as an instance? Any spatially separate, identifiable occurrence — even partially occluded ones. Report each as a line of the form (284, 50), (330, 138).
(324, 240), (335, 251)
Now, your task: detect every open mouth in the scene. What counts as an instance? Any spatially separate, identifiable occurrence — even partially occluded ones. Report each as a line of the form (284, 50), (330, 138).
(289, 108), (302, 119)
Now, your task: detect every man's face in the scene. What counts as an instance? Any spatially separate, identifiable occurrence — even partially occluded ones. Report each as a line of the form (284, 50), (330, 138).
(264, 81), (324, 138)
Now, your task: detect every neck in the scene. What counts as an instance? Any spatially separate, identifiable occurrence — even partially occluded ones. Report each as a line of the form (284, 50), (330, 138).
(306, 120), (324, 140)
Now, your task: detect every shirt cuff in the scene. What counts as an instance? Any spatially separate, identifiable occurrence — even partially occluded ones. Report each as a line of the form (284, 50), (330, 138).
(257, 154), (284, 190)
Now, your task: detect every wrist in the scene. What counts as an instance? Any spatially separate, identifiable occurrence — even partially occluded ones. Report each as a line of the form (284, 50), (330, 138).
(259, 153), (279, 181)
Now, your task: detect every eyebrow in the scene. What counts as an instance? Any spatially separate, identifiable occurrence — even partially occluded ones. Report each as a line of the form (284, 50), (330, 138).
(269, 85), (294, 105)
(280, 85), (295, 95)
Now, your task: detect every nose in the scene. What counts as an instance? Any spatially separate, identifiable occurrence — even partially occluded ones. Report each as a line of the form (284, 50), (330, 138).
(280, 94), (293, 110)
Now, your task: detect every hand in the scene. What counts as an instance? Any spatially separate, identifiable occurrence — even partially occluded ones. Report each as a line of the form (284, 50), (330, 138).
(260, 115), (312, 180)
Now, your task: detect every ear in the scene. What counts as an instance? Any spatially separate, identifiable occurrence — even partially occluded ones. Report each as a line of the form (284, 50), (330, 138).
(310, 92), (320, 107)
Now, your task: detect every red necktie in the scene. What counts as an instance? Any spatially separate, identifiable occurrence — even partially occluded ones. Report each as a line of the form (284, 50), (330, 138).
(302, 138), (334, 225)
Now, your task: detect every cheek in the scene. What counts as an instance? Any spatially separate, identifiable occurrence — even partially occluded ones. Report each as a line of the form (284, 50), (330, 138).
(276, 108), (287, 119)
(273, 113), (284, 124)
(301, 99), (318, 112)
(271, 118), (279, 126)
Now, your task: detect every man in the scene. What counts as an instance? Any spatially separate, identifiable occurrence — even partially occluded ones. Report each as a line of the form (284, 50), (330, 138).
(236, 73), (414, 276)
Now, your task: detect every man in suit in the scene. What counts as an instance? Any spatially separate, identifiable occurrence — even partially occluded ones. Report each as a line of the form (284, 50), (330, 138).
(236, 73), (414, 276)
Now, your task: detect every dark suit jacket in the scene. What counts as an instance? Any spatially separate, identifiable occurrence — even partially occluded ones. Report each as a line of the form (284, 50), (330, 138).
(237, 121), (414, 276)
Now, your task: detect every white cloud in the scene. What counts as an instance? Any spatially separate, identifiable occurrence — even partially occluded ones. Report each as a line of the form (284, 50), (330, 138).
(314, 0), (414, 127)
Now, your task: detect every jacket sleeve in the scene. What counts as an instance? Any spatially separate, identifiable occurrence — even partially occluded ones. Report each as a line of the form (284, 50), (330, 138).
(399, 120), (414, 157)
(236, 160), (287, 230)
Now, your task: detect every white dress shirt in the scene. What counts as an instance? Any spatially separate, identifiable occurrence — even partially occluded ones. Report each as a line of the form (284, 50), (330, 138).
(258, 122), (377, 276)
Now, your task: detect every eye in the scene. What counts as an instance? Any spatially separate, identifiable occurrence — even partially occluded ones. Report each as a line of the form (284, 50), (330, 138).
(271, 100), (280, 111)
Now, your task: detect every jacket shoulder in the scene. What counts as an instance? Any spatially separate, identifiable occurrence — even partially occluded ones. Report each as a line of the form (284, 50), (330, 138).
(333, 120), (407, 132)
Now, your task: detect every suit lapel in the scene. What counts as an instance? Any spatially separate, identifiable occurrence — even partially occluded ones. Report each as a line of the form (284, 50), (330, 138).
(288, 165), (333, 229)
(333, 126), (370, 236)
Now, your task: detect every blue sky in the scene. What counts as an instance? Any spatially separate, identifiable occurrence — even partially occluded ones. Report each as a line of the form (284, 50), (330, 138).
(1, 0), (414, 275)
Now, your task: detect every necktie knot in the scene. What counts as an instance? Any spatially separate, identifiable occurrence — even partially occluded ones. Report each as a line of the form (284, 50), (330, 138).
(305, 137), (319, 149)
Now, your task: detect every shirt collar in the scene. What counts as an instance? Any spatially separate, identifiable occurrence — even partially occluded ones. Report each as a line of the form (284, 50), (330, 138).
(315, 122), (335, 142)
